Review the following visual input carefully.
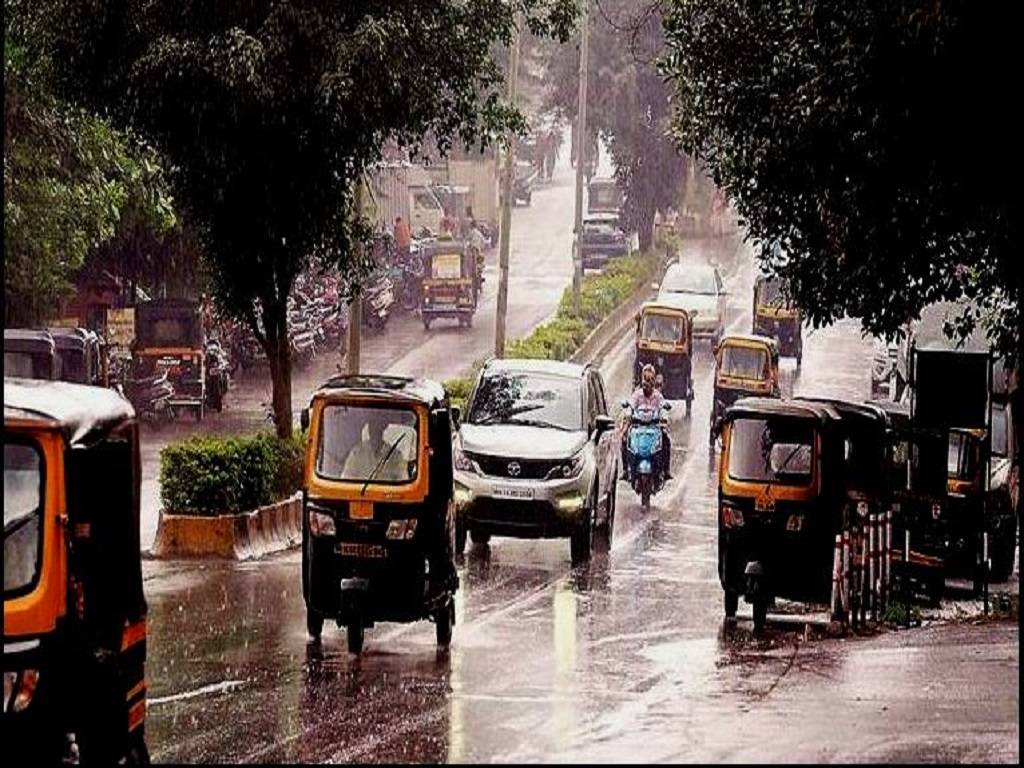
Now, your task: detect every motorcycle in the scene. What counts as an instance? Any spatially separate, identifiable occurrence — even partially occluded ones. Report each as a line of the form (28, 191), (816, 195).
(122, 370), (177, 426)
(362, 274), (395, 331)
(622, 401), (671, 511)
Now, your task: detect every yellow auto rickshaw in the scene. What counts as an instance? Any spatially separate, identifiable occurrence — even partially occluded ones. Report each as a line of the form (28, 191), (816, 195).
(633, 301), (694, 413)
(4, 378), (148, 763)
(710, 334), (780, 446)
(718, 398), (846, 632)
(300, 374), (459, 653)
(752, 274), (803, 365)
(420, 240), (478, 330)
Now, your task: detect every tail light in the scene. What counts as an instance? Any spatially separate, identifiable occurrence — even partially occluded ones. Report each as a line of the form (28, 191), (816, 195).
(721, 503), (745, 528)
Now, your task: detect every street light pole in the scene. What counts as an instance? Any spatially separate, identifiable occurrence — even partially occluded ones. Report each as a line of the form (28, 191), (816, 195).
(571, 0), (590, 314)
(495, 17), (522, 359)
(347, 177), (364, 375)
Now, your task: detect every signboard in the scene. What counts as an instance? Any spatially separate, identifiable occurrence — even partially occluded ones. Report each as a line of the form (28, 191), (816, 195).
(912, 348), (991, 429)
(105, 307), (136, 349)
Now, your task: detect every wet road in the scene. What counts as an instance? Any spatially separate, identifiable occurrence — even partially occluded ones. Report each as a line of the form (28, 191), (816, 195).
(138, 162), (578, 550)
(140, 238), (1020, 763)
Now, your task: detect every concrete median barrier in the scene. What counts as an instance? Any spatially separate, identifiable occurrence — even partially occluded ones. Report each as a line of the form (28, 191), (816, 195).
(151, 492), (303, 560)
(570, 274), (661, 366)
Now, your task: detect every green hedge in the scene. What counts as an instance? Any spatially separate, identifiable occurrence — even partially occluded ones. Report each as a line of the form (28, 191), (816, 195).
(160, 432), (305, 516)
(442, 249), (665, 407)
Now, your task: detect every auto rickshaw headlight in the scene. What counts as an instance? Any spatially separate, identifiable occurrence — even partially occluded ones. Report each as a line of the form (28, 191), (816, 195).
(308, 509), (336, 537)
(856, 501), (869, 517)
(387, 519), (419, 540)
(4, 669), (39, 713)
(721, 503), (745, 528)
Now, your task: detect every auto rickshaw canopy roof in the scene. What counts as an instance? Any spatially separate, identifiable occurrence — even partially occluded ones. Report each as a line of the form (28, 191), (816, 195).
(311, 374), (447, 408)
(794, 396), (888, 427)
(4, 328), (57, 354)
(726, 396), (841, 425)
(47, 326), (100, 352)
(717, 333), (780, 354)
(638, 300), (694, 320)
(4, 377), (135, 447)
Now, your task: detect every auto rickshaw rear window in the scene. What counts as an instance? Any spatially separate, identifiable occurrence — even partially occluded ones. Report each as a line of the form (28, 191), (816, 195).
(149, 318), (194, 345)
(728, 417), (814, 486)
(316, 405), (419, 484)
(991, 403), (1008, 458)
(4, 352), (37, 379)
(642, 314), (683, 343)
(947, 432), (979, 481)
(4, 439), (44, 595)
(721, 346), (768, 379)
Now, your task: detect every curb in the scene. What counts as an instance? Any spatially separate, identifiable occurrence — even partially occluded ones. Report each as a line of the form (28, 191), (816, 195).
(150, 493), (303, 560)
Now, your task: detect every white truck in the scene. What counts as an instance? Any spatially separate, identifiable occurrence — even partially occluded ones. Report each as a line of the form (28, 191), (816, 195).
(366, 162), (445, 236)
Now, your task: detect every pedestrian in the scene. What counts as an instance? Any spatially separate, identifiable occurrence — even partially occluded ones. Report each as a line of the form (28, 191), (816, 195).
(394, 216), (412, 257)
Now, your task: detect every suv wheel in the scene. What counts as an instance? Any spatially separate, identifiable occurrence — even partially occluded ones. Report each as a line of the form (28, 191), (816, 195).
(470, 528), (491, 547)
(454, 518), (467, 556)
(570, 491), (596, 565)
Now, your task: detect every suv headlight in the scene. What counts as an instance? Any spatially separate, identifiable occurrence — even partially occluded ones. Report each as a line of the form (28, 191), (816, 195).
(546, 451), (585, 480)
(454, 445), (476, 473)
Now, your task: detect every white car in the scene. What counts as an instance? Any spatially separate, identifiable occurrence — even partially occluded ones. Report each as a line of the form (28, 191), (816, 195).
(657, 262), (727, 344)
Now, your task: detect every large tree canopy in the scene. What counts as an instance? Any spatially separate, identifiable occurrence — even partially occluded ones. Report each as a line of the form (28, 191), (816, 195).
(35, 0), (574, 436)
(662, 1), (1020, 364)
(543, 0), (688, 252)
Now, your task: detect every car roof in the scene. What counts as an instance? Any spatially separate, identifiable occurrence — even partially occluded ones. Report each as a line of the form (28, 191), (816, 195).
(482, 358), (589, 380)
(4, 377), (135, 446)
(726, 396), (841, 423)
(312, 374), (446, 406)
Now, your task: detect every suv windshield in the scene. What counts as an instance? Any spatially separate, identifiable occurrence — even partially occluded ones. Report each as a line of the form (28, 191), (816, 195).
(468, 371), (582, 431)
(728, 417), (814, 486)
(721, 346), (768, 379)
(642, 313), (683, 343)
(316, 404), (419, 484)
(5, 440), (44, 594)
(662, 266), (717, 295)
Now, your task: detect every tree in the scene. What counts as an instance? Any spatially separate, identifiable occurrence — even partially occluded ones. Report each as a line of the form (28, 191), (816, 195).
(662, 1), (1020, 369)
(39, 1), (574, 437)
(542, 0), (688, 251)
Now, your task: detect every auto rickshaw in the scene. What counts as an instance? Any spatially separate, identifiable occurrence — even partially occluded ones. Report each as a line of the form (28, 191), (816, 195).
(4, 378), (148, 763)
(870, 400), (948, 604)
(4, 329), (60, 380)
(633, 301), (694, 412)
(132, 298), (206, 420)
(419, 240), (478, 330)
(48, 327), (106, 386)
(717, 398), (845, 632)
(752, 274), (803, 365)
(710, 334), (780, 446)
(300, 374), (460, 653)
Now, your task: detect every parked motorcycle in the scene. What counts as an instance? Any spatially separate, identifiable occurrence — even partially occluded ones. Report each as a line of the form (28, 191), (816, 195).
(622, 402), (671, 511)
(362, 274), (395, 331)
(122, 370), (177, 425)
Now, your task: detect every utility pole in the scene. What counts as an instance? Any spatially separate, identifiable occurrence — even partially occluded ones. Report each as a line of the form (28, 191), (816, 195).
(347, 177), (364, 375)
(494, 16), (522, 359)
(571, 0), (590, 314)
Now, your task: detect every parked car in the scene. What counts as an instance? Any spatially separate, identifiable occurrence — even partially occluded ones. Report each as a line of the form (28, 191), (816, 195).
(453, 359), (619, 565)
(580, 213), (629, 271)
(657, 262), (728, 346)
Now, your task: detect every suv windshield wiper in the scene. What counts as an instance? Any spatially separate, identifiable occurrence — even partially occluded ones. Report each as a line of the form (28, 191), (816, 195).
(361, 433), (407, 495)
(507, 417), (573, 431)
(473, 403), (544, 425)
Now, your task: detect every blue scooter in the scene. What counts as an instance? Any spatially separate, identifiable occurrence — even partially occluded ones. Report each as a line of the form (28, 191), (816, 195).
(622, 402), (671, 511)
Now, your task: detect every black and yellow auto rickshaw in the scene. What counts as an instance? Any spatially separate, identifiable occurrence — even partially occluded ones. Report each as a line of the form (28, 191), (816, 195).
(752, 274), (803, 365)
(300, 374), (460, 653)
(4, 329), (60, 380)
(633, 301), (694, 412)
(132, 298), (206, 420)
(870, 400), (948, 604)
(4, 378), (148, 763)
(420, 240), (478, 330)
(710, 334), (780, 446)
(717, 398), (845, 632)
(48, 327), (106, 387)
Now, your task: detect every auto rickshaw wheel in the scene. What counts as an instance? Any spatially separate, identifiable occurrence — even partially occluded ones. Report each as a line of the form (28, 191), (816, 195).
(306, 609), (324, 640)
(724, 590), (739, 618)
(455, 519), (467, 555)
(470, 528), (491, 547)
(752, 598), (768, 634)
(436, 598), (454, 648)
(347, 619), (364, 654)
(126, 733), (151, 766)
(570, 505), (594, 566)
(423, 317), (432, 330)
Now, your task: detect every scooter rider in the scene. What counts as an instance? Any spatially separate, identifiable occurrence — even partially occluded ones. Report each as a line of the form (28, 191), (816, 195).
(621, 364), (673, 482)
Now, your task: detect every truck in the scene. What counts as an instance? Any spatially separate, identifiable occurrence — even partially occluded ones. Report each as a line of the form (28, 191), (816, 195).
(438, 153), (500, 233)
(366, 162), (445, 237)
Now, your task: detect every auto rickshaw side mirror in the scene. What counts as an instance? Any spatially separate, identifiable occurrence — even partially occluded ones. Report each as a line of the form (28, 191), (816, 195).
(300, 407), (310, 433)
(451, 405), (462, 431)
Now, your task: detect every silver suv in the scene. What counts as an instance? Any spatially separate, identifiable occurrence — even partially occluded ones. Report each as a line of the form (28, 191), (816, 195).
(453, 359), (618, 565)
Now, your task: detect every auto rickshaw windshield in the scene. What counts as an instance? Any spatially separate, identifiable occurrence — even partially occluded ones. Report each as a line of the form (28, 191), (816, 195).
(642, 313), (684, 344)
(4, 440), (44, 594)
(721, 345), (768, 379)
(316, 405), (419, 484)
(728, 417), (814, 485)
(947, 432), (979, 481)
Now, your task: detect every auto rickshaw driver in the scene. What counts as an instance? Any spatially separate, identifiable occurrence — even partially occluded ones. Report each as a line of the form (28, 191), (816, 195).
(620, 364), (673, 482)
(340, 409), (411, 483)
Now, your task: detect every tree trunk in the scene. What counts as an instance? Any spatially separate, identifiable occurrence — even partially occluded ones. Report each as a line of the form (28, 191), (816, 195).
(637, 203), (656, 254)
(262, 300), (293, 439)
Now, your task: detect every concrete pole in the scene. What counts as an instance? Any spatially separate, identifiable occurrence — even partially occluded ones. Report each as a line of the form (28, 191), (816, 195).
(347, 178), (363, 374)
(494, 17), (522, 359)
(571, 0), (590, 314)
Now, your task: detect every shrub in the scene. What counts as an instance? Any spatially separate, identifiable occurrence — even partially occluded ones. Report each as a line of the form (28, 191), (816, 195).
(160, 432), (306, 516)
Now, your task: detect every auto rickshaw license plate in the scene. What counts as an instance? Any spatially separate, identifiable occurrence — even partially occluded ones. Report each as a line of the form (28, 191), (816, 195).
(337, 542), (387, 559)
(754, 495), (775, 513)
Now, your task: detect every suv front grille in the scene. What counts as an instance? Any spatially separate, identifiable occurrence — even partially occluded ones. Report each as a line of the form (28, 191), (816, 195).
(467, 452), (560, 480)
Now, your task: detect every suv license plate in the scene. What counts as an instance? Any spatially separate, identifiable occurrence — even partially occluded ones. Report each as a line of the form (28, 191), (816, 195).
(336, 542), (387, 559)
(492, 485), (535, 500)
